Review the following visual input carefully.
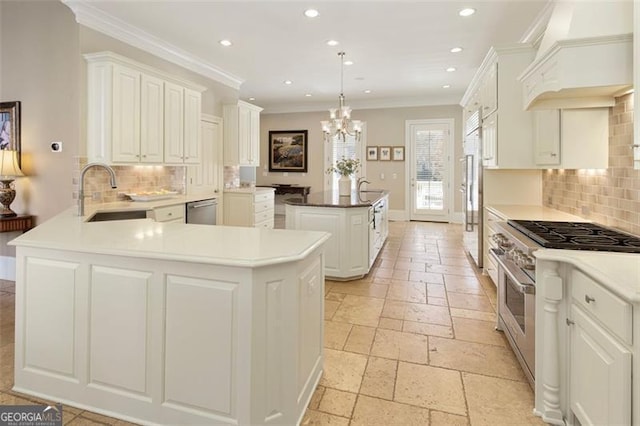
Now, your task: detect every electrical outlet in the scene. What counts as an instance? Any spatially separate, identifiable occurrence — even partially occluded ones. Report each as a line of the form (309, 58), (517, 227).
(380, 173), (385, 180)
(392, 173), (398, 179)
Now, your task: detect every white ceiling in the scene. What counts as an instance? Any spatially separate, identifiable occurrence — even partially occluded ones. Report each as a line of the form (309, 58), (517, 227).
(64, 0), (551, 113)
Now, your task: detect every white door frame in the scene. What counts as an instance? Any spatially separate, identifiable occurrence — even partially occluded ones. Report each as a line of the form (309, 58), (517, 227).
(404, 118), (454, 222)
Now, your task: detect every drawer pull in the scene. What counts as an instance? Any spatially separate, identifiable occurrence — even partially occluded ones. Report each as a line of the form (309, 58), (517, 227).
(585, 294), (595, 304)
(566, 318), (575, 326)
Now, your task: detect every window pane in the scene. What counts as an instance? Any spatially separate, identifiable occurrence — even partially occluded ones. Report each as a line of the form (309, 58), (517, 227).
(415, 129), (444, 211)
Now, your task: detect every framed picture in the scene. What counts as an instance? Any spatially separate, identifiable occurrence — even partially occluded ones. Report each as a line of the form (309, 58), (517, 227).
(366, 146), (378, 161)
(392, 146), (405, 161)
(379, 146), (391, 161)
(269, 130), (308, 173)
(0, 101), (21, 166)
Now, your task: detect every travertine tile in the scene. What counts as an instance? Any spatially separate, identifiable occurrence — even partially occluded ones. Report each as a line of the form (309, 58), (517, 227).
(447, 292), (494, 313)
(408, 271), (444, 284)
(329, 282), (388, 299)
(394, 362), (466, 416)
(318, 388), (357, 418)
(325, 300), (341, 320)
(359, 356), (397, 400)
(325, 292), (347, 302)
(324, 321), (352, 350)
(403, 320), (453, 338)
(320, 349), (367, 393)
(301, 409), (350, 426)
(404, 303), (451, 326)
(463, 372), (544, 425)
(431, 410), (470, 426)
(393, 261), (426, 272)
(381, 300), (407, 320)
(377, 317), (403, 331)
(309, 385), (325, 410)
(444, 275), (485, 295)
(429, 264), (476, 276)
(453, 317), (507, 347)
(332, 295), (384, 327)
(450, 307), (496, 322)
(344, 325), (376, 355)
(351, 395), (430, 426)
(370, 329), (428, 364)
(429, 337), (525, 381)
(428, 297), (448, 307)
(386, 282), (426, 304)
(427, 284), (446, 298)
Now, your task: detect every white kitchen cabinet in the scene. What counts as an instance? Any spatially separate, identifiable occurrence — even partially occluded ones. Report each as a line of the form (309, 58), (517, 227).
(85, 51), (205, 165)
(139, 74), (165, 163)
(481, 113), (497, 167)
(223, 188), (274, 228)
(460, 45), (536, 169)
(569, 304), (632, 426)
(188, 114), (223, 198)
(482, 207), (506, 286)
(111, 65), (141, 163)
(635, 1), (640, 169)
(223, 101), (263, 166)
(480, 62), (498, 119)
(148, 204), (185, 223)
(534, 108), (609, 168)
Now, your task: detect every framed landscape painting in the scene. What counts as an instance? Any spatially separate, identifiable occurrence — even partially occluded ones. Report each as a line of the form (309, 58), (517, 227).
(269, 130), (308, 172)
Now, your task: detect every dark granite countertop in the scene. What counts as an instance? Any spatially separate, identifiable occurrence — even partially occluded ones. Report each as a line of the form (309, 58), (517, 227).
(284, 190), (389, 208)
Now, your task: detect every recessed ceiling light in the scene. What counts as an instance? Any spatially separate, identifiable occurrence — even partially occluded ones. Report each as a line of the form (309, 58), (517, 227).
(304, 9), (319, 18)
(305, 93), (312, 97)
(344, 60), (354, 66)
(364, 90), (372, 94)
(446, 67), (457, 72)
(459, 8), (476, 17)
(284, 80), (293, 85)
(249, 97), (255, 101)
(442, 85), (451, 89)
(326, 40), (339, 46)
(450, 47), (463, 53)
(219, 39), (232, 47)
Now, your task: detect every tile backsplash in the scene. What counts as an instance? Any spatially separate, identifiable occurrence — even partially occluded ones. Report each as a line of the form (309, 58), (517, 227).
(543, 93), (640, 235)
(72, 157), (185, 205)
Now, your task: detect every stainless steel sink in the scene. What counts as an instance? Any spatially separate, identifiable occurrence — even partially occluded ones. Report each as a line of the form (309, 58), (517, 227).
(86, 210), (148, 222)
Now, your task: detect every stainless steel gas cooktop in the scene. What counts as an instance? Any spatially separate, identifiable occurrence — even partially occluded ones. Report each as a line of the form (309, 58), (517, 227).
(507, 220), (640, 253)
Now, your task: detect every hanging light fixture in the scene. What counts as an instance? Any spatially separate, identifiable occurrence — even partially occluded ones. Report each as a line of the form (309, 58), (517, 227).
(321, 52), (362, 143)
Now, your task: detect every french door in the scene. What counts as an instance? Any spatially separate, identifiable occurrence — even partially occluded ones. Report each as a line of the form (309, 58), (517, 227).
(406, 119), (453, 222)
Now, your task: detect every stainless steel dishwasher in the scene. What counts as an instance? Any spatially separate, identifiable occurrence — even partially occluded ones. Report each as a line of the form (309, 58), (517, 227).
(186, 198), (217, 225)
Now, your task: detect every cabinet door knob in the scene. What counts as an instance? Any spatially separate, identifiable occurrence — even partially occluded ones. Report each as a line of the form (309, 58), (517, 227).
(566, 318), (575, 326)
(585, 294), (595, 304)
(550, 153), (557, 157)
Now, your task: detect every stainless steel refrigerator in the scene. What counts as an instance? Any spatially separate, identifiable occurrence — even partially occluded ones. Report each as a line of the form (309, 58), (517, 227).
(461, 110), (483, 268)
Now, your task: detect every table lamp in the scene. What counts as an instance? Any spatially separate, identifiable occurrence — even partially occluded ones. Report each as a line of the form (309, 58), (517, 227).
(0, 150), (24, 217)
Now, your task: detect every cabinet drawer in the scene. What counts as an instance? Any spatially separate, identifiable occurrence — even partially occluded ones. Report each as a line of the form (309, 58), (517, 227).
(153, 204), (185, 222)
(254, 199), (273, 213)
(254, 191), (274, 203)
(254, 218), (274, 229)
(571, 269), (632, 345)
(254, 209), (274, 224)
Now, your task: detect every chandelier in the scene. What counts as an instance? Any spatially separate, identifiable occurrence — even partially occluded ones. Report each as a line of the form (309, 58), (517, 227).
(321, 52), (362, 143)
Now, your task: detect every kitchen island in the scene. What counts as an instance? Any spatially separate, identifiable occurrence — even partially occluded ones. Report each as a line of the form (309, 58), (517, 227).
(285, 191), (388, 280)
(9, 208), (330, 425)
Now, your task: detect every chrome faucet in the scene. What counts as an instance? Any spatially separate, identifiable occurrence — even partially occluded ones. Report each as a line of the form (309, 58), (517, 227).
(357, 177), (371, 192)
(78, 163), (117, 216)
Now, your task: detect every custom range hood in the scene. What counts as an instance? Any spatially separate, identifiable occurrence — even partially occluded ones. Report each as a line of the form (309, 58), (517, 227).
(519, 1), (633, 110)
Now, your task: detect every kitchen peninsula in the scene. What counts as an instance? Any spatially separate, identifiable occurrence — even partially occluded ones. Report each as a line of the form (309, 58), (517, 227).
(285, 191), (388, 280)
(9, 208), (329, 425)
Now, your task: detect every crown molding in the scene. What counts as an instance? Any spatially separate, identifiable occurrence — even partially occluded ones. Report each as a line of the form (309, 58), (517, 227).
(62, 0), (244, 90)
(260, 93), (463, 114)
(519, 0), (555, 46)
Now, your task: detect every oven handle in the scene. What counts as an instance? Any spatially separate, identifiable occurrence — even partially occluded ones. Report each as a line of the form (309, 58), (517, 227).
(489, 248), (535, 295)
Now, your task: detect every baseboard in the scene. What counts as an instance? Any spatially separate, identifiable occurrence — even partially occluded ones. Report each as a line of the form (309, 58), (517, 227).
(0, 255), (16, 281)
(388, 209), (408, 221)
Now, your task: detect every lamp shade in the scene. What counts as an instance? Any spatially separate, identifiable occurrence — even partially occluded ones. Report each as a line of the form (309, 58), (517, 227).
(0, 150), (24, 179)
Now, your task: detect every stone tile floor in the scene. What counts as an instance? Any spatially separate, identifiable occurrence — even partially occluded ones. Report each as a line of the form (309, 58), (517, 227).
(0, 221), (543, 425)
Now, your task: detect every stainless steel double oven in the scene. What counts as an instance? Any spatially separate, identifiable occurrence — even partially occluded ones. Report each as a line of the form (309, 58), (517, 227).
(490, 222), (538, 387)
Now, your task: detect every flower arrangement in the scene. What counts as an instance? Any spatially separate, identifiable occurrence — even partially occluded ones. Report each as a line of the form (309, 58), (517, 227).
(326, 157), (361, 177)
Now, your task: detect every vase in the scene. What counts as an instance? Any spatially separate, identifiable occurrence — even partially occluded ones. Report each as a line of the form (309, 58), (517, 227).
(338, 176), (352, 196)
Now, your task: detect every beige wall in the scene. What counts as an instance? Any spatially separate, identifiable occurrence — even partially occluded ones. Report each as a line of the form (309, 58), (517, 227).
(258, 105), (463, 212)
(544, 94), (640, 235)
(0, 0), (81, 256)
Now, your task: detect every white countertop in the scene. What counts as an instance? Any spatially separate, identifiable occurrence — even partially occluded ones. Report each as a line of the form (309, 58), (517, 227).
(535, 249), (640, 302)
(9, 207), (330, 268)
(486, 204), (586, 222)
(223, 187), (275, 194)
(84, 193), (219, 215)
